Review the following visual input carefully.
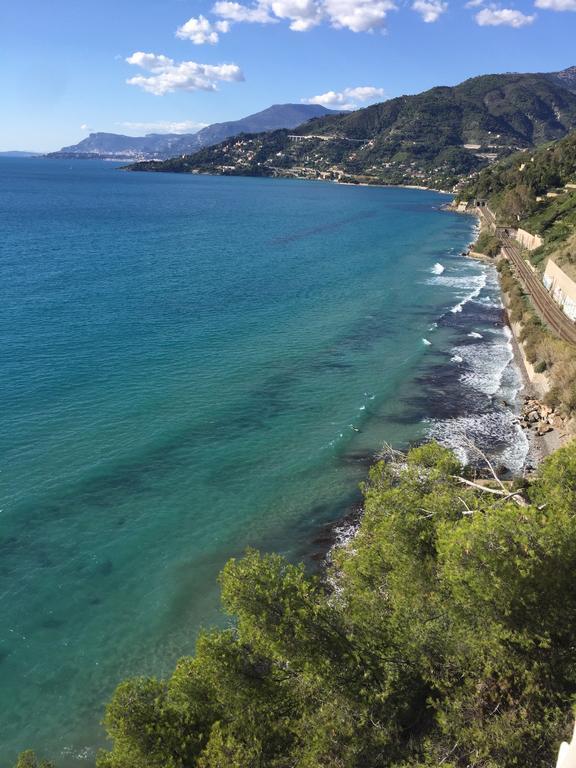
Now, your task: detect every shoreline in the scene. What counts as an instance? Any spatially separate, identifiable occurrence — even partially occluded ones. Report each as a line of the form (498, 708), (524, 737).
(123, 164), (454, 195)
(314, 225), (536, 563)
(459, 198), (570, 464)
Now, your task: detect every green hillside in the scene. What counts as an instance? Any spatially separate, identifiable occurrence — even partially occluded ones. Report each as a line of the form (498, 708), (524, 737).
(459, 130), (576, 267)
(129, 71), (576, 189)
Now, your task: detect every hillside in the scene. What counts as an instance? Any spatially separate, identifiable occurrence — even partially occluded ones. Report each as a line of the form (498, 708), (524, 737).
(546, 65), (576, 95)
(459, 129), (576, 267)
(129, 69), (576, 189)
(47, 105), (338, 161)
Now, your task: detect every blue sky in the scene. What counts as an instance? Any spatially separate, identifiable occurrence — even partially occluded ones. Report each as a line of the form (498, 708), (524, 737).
(1, 0), (575, 151)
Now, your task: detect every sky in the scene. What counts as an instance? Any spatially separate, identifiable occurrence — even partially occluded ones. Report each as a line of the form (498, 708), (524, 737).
(1, 0), (575, 151)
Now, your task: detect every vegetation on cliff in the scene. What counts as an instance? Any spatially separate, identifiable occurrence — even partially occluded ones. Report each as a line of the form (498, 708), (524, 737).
(128, 71), (576, 190)
(460, 130), (576, 269)
(20, 441), (576, 768)
(499, 260), (576, 412)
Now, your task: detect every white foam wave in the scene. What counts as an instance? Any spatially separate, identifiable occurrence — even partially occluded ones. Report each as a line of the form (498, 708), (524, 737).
(422, 338), (432, 346)
(451, 354), (463, 363)
(441, 272), (488, 314)
(452, 330), (513, 397)
(431, 262), (445, 275)
(426, 410), (529, 475)
(467, 331), (483, 339)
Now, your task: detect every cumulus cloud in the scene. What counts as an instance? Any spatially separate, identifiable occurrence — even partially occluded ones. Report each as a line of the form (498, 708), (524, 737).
(117, 120), (209, 134)
(323, 0), (396, 31)
(212, 1), (277, 23)
(176, 15), (231, 44)
(269, 0), (323, 30)
(535, 0), (576, 9)
(125, 52), (244, 95)
(475, 6), (535, 25)
(212, 0), (396, 32)
(412, 0), (448, 21)
(303, 85), (385, 109)
(80, 123), (91, 131)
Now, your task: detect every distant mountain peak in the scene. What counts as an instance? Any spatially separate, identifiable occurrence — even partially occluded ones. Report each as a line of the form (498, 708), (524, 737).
(48, 103), (339, 161)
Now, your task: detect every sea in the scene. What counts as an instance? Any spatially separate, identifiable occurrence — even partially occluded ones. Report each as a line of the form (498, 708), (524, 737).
(0, 158), (529, 764)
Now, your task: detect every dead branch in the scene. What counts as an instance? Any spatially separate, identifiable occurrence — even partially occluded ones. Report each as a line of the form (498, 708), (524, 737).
(452, 476), (529, 507)
(461, 437), (507, 491)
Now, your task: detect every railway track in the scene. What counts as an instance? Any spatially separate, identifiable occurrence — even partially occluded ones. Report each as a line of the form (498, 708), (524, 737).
(475, 206), (576, 345)
(502, 236), (576, 346)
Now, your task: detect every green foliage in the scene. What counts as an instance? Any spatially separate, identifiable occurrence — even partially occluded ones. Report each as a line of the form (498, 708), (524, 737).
(475, 230), (502, 257)
(14, 752), (54, 768)
(460, 131), (576, 260)
(86, 441), (576, 768)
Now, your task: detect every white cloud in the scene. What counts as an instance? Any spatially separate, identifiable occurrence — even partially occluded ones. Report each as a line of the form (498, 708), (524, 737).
(412, 0), (448, 21)
(212, 1), (277, 23)
(176, 15), (230, 44)
(212, 0), (396, 32)
(80, 123), (91, 132)
(303, 85), (385, 109)
(465, 0), (484, 6)
(126, 52), (244, 95)
(475, 6), (535, 25)
(323, 0), (396, 31)
(269, 0), (323, 30)
(117, 120), (209, 135)
(535, 0), (576, 10)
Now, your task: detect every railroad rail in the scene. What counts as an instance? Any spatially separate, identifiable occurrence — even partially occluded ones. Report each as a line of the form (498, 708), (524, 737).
(501, 236), (576, 346)
(475, 206), (576, 345)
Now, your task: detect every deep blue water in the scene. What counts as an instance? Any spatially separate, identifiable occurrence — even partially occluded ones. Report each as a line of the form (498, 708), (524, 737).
(0, 159), (526, 764)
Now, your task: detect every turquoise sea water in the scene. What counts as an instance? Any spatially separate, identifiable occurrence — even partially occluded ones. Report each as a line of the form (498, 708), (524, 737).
(0, 159), (526, 763)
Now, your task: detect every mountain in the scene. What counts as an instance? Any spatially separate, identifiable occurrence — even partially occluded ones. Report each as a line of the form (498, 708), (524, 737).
(128, 68), (576, 190)
(545, 65), (576, 95)
(0, 151), (42, 157)
(189, 103), (341, 150)
(47, 104), (339, 161)
(50, 132), (187, 160)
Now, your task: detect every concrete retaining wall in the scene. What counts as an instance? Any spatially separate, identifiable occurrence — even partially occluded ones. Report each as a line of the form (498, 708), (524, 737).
(515, 228), (543, 251)
(543, 259), (576, 322)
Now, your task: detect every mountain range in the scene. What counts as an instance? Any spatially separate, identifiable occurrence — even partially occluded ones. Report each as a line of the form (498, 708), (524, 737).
(47, 104), (339, 161)
(128, 67), (576, 190)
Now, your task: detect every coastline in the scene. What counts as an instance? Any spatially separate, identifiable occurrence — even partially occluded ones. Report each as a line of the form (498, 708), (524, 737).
(316, 220), (535, 563)
(457, 199), (569, 464)
(503, 302), (568, 463)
